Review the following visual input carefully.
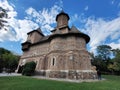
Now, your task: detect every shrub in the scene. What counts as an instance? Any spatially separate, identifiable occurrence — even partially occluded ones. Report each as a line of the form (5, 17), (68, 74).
(22, 61), (36, 76)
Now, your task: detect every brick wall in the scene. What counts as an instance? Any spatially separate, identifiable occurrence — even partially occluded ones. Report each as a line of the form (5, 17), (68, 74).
(18, 34), (97, 79)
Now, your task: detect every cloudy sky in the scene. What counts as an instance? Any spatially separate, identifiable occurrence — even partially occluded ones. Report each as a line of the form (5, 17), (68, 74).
(0, 0), (120, 55)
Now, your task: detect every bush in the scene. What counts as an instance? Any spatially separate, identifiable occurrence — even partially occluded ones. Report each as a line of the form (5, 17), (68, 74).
(22, 61), (36, 76)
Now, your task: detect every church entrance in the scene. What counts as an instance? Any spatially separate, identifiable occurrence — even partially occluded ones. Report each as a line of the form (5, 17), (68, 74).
(17, 65), (24, 73)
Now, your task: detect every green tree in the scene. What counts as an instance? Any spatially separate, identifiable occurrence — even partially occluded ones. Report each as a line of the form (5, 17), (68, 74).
(92, 55), (107, 71)
(0, 48), (10, 72)
(22, 61), (36, 76)
(112, 49), (120, 75)
(0, 48), (19, 72)
(97, 45), (112, 60)
(0, 7), (8, 30)
(92, 45), (112, 73)
(0, 59), (3, 72)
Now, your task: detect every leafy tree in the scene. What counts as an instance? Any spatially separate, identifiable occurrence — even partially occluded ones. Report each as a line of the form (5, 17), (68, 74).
(0, 59), (3, 72)
(0, 7), (8, 30)
(112, 49), (120, 75)
(0, 48), (11, 54)
(97, 45), (112, 60)
(0, 48), (19, 72)
(0, 48), (10, 72)
(91, 45), (120, 75)
(22, 61), (36, 76)
(108, 61), (114, 74)
(91, 45), (112, 74)
(92, 55), (107, 71)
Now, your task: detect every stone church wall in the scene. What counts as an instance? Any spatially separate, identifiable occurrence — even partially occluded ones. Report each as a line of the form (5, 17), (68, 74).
(18, 33), (97, 80)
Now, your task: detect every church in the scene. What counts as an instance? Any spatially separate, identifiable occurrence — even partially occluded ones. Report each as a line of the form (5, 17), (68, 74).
(17, 11), (97, 79)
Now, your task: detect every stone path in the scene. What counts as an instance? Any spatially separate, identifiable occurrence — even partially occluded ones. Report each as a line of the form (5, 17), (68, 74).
(0, 73), (21, 77)
(32, 76), (105, 83)
(0, 73), (105, 83)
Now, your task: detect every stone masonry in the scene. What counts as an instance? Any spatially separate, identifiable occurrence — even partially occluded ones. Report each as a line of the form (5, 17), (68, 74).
(17, 11), (97, 79)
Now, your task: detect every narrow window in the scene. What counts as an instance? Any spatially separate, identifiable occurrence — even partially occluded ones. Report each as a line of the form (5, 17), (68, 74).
(52, 58), (55, 66)
(51, 57), (56, 66)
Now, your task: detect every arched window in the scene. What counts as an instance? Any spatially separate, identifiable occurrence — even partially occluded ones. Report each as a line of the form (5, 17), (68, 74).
(51, 57), (56, 66)
(53, 58), (55, 66)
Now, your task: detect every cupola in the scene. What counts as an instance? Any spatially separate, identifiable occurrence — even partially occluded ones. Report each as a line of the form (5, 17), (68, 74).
(56, 11), (70, 28)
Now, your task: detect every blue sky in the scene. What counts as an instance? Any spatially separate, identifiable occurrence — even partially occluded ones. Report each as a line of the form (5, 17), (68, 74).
(0, 0), (120, 55)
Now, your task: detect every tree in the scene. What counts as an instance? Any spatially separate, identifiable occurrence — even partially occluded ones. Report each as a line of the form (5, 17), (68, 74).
(2, 53), (19, 71)
(0, 59), (3, 72)
(91, 45), (120, 75)
(0, 48), (19, 72)
(111, 49), (120, 75)
(22, 61), (36, 76)
(92, 45), (112, 73)
(97, 45), (112, 60)
(92, 55), (107, 71)
(0, 7), (8, 30)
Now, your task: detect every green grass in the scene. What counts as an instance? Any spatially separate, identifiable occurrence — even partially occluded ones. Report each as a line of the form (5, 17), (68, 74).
(0, 75), (120, 90)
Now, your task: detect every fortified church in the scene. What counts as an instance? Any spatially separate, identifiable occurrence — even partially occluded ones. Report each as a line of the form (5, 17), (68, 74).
(17, 11), (97, 79)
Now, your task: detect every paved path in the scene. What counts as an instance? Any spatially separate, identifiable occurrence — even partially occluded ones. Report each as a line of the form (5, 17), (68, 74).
(32, 76), (105, 83)
(0, 73), (21, 77)
(0, 73), (105, 83)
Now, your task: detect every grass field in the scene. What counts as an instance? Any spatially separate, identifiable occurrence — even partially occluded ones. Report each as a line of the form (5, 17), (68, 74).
(0, 75), (120, 90)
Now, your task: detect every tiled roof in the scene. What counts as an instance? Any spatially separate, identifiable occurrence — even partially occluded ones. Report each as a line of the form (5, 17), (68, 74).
(27, 28), (44, 36)
(30, 26), (90, 46)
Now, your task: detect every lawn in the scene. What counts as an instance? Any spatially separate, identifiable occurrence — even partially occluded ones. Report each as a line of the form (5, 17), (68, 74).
(0, 75), (120, 90)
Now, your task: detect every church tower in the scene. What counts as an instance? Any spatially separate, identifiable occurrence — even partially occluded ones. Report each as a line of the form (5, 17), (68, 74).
(22, 28), (44, 51)
(56, 11), (69, 28)
(51, 11), (70, 34)
(27, 28), (44, 44)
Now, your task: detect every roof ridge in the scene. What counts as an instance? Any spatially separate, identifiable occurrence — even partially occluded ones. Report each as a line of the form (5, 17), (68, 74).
(70, 25), (81, 33)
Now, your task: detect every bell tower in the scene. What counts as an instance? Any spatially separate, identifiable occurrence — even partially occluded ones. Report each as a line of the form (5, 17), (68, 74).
(56, 11), (70, 28)
(51, 11), (70, 34)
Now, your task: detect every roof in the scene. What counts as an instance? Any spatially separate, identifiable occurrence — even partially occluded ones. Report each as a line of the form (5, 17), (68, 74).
(27, 28), (44, 36)
(70, 25), (81, 33)
(22, 12), (90, 46)
(28, 26), (90, 46)
(56, 11), (70, 21)
(22, 41), (31, 45)
(51, 25), (70, 32)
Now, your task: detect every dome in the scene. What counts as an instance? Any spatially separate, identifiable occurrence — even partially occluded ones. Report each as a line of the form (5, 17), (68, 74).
(56, 11), (70, 21)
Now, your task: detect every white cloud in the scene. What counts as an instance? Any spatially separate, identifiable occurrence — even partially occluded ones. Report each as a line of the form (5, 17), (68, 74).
(0, 0), (39, 42)
(0, 0), (17, 18)
(2, 0), (119, 54)
(14, 19), (39, 42)
(25, 4), (61, 33)
(108, 42), (120, 49)
(70, 12), (120, 53)
(80, 16), (120, 52)
(111, 0), (120, 8)
(0, 0), (62, 42)
(70, 13), (86, 26)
